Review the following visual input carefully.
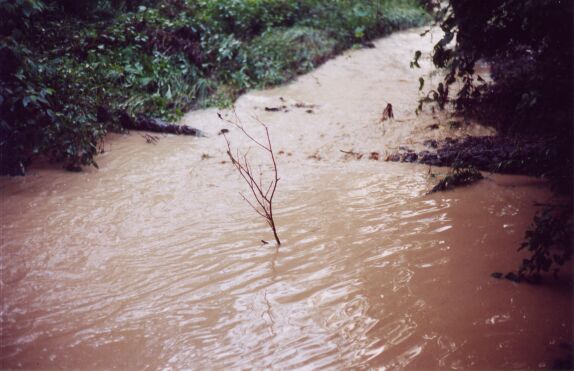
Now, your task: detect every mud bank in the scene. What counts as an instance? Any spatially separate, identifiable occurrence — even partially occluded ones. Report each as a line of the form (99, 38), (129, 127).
(385, 135), (555, 176)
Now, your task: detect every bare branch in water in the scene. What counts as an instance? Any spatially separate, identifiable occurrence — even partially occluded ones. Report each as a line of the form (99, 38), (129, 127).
(220, 110), (281, 245)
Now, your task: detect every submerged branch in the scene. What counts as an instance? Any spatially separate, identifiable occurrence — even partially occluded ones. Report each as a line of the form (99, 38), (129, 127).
(220, 111), (281, 245)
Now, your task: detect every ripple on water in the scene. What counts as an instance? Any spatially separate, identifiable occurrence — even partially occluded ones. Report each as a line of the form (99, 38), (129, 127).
(2, 158), (570, 369)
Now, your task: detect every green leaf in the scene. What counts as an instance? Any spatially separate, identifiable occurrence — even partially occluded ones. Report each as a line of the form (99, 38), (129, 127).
(21, 0), (34, 17)
(22, 96), (34, 107)
(140, 77), (152, 87)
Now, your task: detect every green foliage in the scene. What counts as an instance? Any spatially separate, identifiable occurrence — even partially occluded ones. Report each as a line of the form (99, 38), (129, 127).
(246, 27), (337, 86)
(419, 0), (573, 136)
(0, 0), (105, 173)
(298, 0), (428, 43)
(1, 0), (429, 174)
(193, 0), (301, 37)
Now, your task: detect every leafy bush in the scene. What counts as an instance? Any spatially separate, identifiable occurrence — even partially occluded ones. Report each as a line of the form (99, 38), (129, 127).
(519, 205), (573, 279)
(246, 27), (337, 86)
(193, 0), (301, 37)
(418, 0), (573, 136)
(0, 0), (105, 173)
(299, 0), (428, 42)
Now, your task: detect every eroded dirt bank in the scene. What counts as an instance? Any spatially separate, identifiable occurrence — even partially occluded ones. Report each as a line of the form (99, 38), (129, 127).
(1, 29), (571, 369)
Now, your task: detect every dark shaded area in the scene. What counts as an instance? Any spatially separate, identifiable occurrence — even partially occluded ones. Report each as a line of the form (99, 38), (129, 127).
(418, 0), (573, 191)
(417, 0), (574, 279)
(426, 165), (482, 193)
(421, 0), (573, 135)
(387, 135), (556, 177)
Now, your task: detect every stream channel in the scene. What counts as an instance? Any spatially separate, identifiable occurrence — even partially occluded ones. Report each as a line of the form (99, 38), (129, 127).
(1, 28), (572, 369)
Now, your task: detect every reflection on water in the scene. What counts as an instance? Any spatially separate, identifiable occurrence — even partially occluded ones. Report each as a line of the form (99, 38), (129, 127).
(1, 28), (571, 369)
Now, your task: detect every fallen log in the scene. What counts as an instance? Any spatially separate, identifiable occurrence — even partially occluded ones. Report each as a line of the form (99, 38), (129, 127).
(120, 113), (206, 137)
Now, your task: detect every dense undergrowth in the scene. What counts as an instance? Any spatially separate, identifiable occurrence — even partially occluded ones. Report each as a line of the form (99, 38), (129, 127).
(0, 0), (428, 174)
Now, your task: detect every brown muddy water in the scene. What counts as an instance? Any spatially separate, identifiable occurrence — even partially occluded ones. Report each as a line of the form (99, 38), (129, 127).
(1, 29), (572, 369)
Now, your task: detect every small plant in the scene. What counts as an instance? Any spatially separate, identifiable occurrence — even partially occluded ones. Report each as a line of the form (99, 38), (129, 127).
(219, 111), (281, 245)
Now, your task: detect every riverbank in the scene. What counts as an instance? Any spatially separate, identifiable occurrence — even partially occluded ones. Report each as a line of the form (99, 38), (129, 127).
(1, 0), (429, 175)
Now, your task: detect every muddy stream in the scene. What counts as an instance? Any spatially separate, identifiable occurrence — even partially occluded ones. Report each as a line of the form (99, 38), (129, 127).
(1, 29), (572, 369)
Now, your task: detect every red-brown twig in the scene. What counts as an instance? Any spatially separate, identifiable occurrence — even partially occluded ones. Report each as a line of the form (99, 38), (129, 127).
(219, 111), (281, 245)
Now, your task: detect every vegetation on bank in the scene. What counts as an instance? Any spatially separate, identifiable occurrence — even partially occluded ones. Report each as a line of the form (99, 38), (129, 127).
(427, 164), (482, 194)
(0, 0), (428, 174)
(418, 0), (573, 279)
